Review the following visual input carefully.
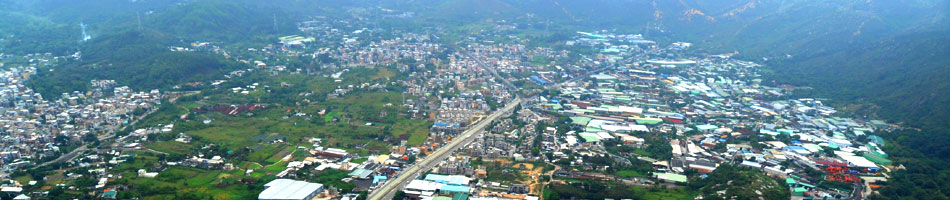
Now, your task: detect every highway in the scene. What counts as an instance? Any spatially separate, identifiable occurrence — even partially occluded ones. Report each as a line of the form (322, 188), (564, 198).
(547, 64), (611, 89)
(367, 98), (522, 200)
(33, 145), (87, 169)
(368, 50), (526, 200)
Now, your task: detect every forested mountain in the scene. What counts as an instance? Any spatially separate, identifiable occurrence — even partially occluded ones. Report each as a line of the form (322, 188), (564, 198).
(145, 1), (301, 42)
(3, 0), (946, 128)
(28, 30), (245, 95)
(2, 0), (949, 199)
(6, 0), (305, 95)
(771, 30), (950, 128)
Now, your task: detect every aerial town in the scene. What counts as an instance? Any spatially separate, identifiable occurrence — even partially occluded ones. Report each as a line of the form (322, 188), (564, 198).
(0, 10), (900, 200)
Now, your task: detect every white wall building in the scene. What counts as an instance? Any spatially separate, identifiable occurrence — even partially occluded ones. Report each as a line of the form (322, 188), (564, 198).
(258, 179), (324, 200)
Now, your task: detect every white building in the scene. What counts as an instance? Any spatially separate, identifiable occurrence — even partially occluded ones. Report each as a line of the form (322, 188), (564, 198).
(403, 179), (442, 198)
(258, 179), (324, 200)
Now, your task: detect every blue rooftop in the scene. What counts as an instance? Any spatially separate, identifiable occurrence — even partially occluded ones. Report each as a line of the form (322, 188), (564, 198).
(786, 146), (808, 151)
(529, 75), (548, 85)
(433, 122), (460, 128)
(440, 185), (471, 193)
(425, 174), (470, 185)
(373, 175), (387, 184)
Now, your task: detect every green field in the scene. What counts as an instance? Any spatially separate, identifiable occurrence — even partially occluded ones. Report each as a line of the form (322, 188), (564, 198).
(146, 141), (194, 156)
(324, 111), (339, 123)
(545, 180), (696, 200)
(263, 161), (287, 173)
(614, 170), (647, 178)
(351, 157), (368, 164)
(118, 166), (260, 200)
(109, 69), (427, 198)
(392, 120), (432, 146)
(247, 144), (285, 164)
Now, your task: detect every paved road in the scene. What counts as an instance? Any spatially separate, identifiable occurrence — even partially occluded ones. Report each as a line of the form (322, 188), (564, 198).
(850, 181), (865, 200)
(368, 98), (522, 200)
(466, 52), (518, 90)
(36, 91), (192, 168)
(548, 65), (611, 89)
(33, 145), (87, 169)
(367, 50), (526, 200)
(99, 105), (159, 142)
(99, 90), (197, 142)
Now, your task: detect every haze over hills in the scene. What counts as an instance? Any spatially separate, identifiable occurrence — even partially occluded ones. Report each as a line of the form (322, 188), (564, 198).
(0, 1), (948, 199)
(28, 30), (246, 95)
(401, 0), (950, 130)
(2, 0), (946, 135)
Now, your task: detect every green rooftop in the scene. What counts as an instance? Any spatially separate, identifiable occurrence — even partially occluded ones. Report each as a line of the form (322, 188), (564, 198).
(864, 153), (893, 166)
(578, 132), (601, 143)
(571, 116), (592, 126)
(696, 124), (718, 131)
(655, 173), (688, 183)
(632, 117), (663, 125)
(793, 187), (807, 196)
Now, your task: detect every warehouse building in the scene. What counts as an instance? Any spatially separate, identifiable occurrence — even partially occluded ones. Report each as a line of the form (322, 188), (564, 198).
(258, 179), (324, 200)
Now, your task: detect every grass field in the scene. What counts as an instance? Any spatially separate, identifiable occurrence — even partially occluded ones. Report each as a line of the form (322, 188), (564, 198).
(263, 161), (287, 174)
(614, 170), (647, 178)
(392, 120), (431, 146)
(371, 67), (396, 80)
(113, 69), (429, 198)
(636, 187), (697, 200)
(146, 141), (195, 156)
(121, 166), (260, 200)
(545, 180), (696, 200)
(247, 144), (283, 164)
(140, 68), (422, 158)
(324, 111), (339, 123)
(14, 175), (33, 185)
(307, 169), (355, 192)
(88, 151), (263, 199)
(177, 91), (411, 155)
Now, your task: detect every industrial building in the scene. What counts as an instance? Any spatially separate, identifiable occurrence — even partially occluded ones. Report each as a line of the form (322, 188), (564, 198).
(258, 179), (324, 200)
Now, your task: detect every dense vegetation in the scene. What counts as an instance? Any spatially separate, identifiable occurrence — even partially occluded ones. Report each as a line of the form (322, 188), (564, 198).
(769, 30), (950, 129)
(28, 30), (245, 96)
(868, 129), (950, 199)
(763, 17), (950, 200)
(145, 1), (299, 42)
(688, 164), (790, 200)
(5, 0), (297, 95)
(3, 0), (950, 198)
(543, 179), (696, 200)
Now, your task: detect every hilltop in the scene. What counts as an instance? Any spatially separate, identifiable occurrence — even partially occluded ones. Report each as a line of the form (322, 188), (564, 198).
(28, 30), (244, 96)
(693, 165), (790, 200)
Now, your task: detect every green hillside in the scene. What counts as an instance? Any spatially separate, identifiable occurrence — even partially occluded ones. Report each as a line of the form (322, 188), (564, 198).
(5, 0), (947, 130)
(768, 30), (950, 129)
(691, 165), (790, 200)
(28, 30), (244, 96)
(146, 1), (299, 42)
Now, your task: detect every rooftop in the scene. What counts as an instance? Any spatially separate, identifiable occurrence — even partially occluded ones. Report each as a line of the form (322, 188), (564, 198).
(259, 179), (324, 200)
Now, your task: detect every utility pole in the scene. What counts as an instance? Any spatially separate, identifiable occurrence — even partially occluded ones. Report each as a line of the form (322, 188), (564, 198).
(544, 20), (550, 37)
(273, 13), (279, 33)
